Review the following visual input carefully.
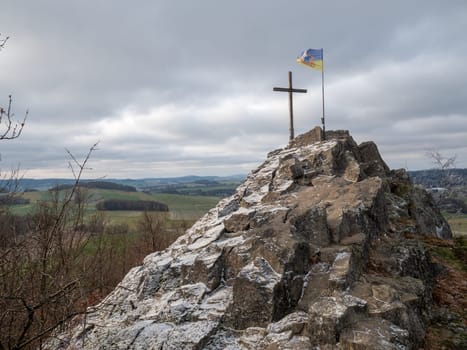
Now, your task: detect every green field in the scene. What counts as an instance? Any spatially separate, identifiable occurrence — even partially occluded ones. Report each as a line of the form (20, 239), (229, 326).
(149, 193), (219, 219)
(10, 188), (222, 223)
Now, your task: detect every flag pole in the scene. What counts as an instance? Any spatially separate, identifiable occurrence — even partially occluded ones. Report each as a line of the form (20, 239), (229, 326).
(321, 48), (326, 140)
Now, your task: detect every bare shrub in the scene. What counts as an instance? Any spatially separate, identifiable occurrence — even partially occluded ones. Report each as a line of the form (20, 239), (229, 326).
(104, 222), (130, 235)
(85, 211), (107, 235)
(0, 143), (98, 349)
(136, 211), (182, 254)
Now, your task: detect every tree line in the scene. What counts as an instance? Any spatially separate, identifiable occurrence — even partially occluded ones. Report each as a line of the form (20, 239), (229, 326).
(50, 181), (137, 192)
(95, 199), (169, 211)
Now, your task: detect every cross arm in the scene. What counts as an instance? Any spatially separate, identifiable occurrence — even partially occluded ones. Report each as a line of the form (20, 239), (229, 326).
(273, 87), (307, 93)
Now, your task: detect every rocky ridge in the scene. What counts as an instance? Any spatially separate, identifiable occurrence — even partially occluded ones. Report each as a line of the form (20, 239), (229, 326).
(55, 128), (452, 349)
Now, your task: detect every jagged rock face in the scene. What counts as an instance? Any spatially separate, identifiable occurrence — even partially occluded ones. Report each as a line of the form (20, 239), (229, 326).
(54, 128), (452, 349)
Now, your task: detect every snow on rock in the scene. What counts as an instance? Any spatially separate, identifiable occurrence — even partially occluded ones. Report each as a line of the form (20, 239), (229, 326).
(53, 127), (452, 349)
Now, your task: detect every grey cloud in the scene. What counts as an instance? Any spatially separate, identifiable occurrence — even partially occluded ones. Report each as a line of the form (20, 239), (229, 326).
(1, 0), (466, 178)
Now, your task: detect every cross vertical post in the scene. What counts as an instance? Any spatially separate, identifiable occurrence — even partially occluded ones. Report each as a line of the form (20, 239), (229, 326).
(321, 50), (326, 140)
(273, 71), (307, 142)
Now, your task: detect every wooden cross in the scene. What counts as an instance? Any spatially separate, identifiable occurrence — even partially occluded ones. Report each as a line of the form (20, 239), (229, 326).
(273, 71), (307, 142)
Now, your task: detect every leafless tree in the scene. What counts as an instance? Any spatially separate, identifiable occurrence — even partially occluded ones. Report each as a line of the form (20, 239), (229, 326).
(426, 149), (457, 172)
(424, 149), (464, 213)
(0, 35), (27, 140)
(0, 35), (27, 205)
(425, 149), (458, 189)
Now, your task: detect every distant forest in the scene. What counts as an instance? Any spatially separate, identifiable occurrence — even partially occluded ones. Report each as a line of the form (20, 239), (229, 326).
(50, 181), (137, 192)
(96, 199), (169, 211)
(0, 195), (30, 205)
(408, 169), (467, 187)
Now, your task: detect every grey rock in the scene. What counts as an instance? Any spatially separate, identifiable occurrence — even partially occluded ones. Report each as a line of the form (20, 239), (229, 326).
(227, 257), (281, 329)
(266, 311), (309, 334)
(307, 293), (367, 346)
(410, 186), (452, 238)
(329, 251), (353, 289)
(223, 210), (253, 232)
(340, 318), (410, 349)
(52, 128), (451, 349)
(358, 141), (390, 177)
(290, 206), (331, 246)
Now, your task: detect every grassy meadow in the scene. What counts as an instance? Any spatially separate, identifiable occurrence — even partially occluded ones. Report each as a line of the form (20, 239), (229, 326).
(10, 188), (222, 225)
(445, 213), (467, 237)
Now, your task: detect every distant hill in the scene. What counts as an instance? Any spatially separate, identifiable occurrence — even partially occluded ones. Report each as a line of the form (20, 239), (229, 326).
(49, 181), (137, 192)
(3, 175), (246, 192)
(408, 168), (467, 187)
(5, 171), (467, 194)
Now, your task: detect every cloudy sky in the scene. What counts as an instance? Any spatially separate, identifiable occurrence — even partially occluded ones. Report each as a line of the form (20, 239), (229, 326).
(1, 1), (466, 179)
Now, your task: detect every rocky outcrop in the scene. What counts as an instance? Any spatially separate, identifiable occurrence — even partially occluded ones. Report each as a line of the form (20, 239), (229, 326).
(53, 127), (452, 349)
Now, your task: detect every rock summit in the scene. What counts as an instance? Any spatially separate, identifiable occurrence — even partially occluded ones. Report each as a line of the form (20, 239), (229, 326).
(56, 128), (451, 349)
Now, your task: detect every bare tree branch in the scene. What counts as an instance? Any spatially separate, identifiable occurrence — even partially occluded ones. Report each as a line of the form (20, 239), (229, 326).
(425, 149), (457, 171)
(0, 95), (28, 141)
(0, 36), (28, 141)
(0, 34), (9, 50)
(15, 311), (82, 350)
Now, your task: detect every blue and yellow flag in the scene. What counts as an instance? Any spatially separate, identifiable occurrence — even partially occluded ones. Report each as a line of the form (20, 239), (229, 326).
(296, 48), (323, 71)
